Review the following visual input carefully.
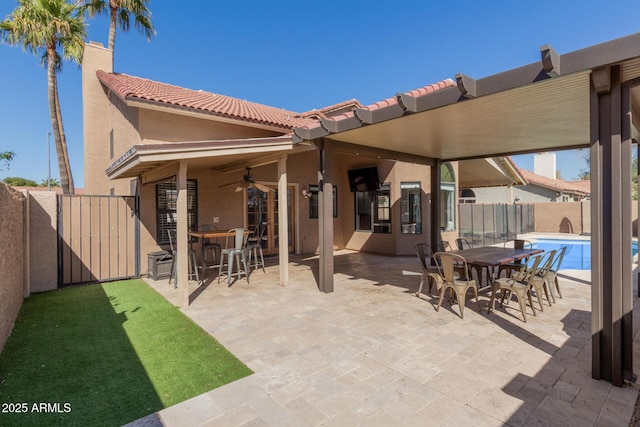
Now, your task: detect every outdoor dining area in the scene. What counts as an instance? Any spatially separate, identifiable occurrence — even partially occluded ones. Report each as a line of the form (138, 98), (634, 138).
(164, 224), (267, 287)
(415, 238), (567, 323)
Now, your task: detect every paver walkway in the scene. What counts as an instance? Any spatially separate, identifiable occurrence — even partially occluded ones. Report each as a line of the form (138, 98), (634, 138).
(135, 250), (639, 426)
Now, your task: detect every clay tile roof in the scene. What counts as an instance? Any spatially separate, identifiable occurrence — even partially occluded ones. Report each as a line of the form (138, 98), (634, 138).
(403, 79), (456, 97)
(96, 71), (317, 130)
(300, 99), (363, 119)
(565, 179), (591, 194)
(518, 169), (590, 195)
(364, 96), (400, 111)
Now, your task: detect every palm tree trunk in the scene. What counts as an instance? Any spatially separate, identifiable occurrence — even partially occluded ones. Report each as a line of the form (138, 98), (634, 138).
(47, 47), (74, 195)
(108, 0), (118, 51)
(53, 73), (74, 194)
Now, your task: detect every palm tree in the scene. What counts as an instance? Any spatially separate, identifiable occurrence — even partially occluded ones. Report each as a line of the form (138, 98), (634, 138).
(81, 0), (154, 64)
(0, 0), (85, 195)
(40, 177), (60, 187)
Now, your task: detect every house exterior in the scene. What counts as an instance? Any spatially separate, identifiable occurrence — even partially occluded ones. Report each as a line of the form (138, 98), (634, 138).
(464, 166), (590, 203)
(82, 42), (471, 276)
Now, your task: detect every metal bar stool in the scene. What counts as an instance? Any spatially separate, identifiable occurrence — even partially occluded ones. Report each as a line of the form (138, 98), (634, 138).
(246, 224), (266, 273)
(167, 229), (199, 287)
(217, 228), (250, 287)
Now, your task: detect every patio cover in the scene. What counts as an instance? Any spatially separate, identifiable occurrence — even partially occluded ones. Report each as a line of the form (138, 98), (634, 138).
(293, 33), (640, 387)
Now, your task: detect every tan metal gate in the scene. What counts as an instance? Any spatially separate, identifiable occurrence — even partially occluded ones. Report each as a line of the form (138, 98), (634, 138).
(58, 195), (139, 286)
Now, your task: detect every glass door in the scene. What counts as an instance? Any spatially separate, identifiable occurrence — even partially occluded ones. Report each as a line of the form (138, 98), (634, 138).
(247, 186), (294, 255)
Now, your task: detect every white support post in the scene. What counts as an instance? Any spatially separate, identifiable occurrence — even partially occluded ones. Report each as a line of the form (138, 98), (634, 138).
(177, 160), (189, 308)
(278, 155), (289, 286)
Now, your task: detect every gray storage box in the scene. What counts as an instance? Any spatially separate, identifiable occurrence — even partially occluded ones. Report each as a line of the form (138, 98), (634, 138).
(147, 251), (173, 280)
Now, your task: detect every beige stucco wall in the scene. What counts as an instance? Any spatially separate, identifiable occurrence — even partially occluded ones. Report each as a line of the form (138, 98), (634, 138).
(340, 159), (437, 256)
(534, 201), (636, 236)
(26, 192), (58, 292)
(534, 202), (586, 234)
(134, 151), (445, 273)
(0, 184), (25, 352)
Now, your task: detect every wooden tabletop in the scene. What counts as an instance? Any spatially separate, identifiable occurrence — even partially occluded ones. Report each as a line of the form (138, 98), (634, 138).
(452, 246), (543, 267)
(189, 230), (252, 239)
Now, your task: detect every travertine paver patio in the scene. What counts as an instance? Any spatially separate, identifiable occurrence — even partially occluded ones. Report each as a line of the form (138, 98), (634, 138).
(138, 250), (639, 426)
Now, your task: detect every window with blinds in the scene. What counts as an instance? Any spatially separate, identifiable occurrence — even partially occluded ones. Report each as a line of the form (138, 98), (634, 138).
(156, 180), (198, 244)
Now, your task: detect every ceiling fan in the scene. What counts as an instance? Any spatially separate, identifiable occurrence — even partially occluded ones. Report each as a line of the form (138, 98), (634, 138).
(219, 167), (273, 193)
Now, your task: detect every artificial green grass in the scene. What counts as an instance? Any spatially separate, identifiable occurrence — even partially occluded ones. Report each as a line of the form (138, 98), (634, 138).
(0, 279), (252, 426)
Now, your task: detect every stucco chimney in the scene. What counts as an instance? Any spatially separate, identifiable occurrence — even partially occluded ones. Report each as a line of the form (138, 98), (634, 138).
(533, 152), (556, 179)
(82, 42), (113, 194)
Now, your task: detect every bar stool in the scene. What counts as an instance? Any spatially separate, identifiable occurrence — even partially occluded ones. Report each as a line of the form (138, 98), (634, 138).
(167, 229), (199, 287)
(197, 224), (222, 275)
(246, 224), (266, 273)
(218, 228), (250, 287)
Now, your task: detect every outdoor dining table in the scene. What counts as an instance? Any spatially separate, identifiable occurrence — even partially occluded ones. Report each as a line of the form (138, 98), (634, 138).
(452, 246), (544, 287)
(188, 229), (253, 275)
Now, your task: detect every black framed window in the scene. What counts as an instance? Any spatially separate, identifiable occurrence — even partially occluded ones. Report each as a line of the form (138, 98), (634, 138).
(156, 180), (198, 244)
(355, 183), (391, 233)
(309, 185), (338, 218)
(441, 163), (456, 231)
(400, 182), (421, 234)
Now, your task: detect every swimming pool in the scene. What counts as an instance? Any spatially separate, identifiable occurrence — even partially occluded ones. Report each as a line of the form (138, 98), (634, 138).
(532, 238), (639, 270)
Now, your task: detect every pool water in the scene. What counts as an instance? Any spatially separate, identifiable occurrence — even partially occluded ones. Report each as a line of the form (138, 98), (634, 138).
(532, 238), (639, 270)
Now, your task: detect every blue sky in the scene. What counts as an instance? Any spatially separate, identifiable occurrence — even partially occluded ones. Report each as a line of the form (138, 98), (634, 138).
(1, 1), (637, 186)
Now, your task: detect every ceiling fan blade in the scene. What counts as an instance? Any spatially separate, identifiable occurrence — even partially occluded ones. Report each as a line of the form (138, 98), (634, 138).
(219, 180), (243, 189)
(253, 182), (273, 192)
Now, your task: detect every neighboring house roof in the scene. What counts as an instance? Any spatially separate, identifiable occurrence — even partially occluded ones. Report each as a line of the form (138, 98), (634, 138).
(96, 71), (317, 131)
(518, 169), (590, 195)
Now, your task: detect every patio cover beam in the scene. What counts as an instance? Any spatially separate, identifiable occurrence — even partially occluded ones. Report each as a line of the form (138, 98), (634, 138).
(590, 65), (633, 386)
(318, 139), (436, 166)
(317, 139), (334, 293)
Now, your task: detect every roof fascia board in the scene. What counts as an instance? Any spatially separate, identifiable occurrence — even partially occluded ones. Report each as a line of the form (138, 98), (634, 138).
(499, 157), (527, 185)
(106, 137), (297, 179)
(400, 86), (463, 113)
(136, 136), (294, 154)
(354, 98), (406, 124)
(483, 157), (526, 185)
(141, 161), (179, 185)
(318, 139), (436, 166)
(134, 143), (297, 164)
(561, 32), (640, 75)
(321, 114), (363, 133)
(443, 143), (591, 162)
(469, 62), (550, 98)
(293, 125), (329, 142)
(105, 147), (143, 178)
(125, 98), (291, 133)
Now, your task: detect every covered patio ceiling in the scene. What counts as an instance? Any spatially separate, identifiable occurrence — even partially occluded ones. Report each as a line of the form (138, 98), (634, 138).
(291, 33), (640, 387)
(105, 135), (314, 184)
(293, 39), (640, 161)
